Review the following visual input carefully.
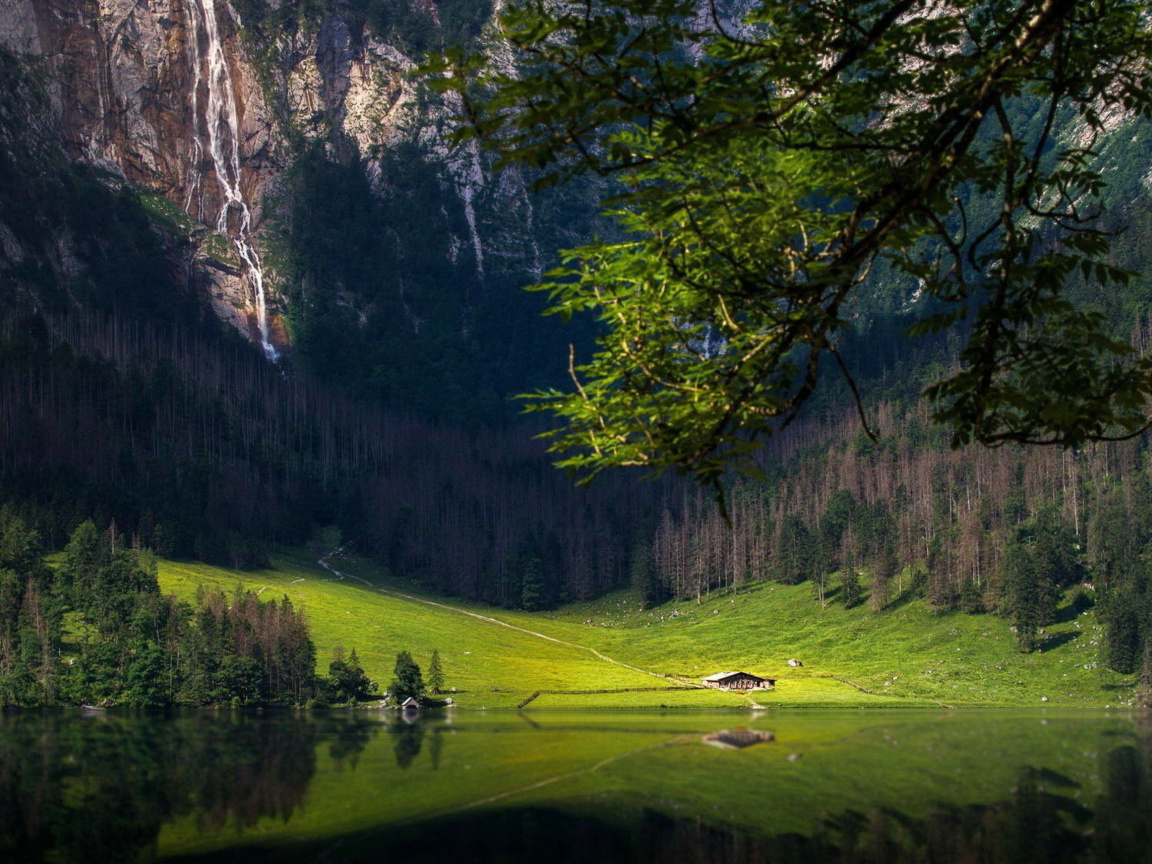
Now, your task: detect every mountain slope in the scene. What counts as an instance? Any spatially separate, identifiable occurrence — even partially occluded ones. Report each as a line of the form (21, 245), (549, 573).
(156, 550), (1140, 708)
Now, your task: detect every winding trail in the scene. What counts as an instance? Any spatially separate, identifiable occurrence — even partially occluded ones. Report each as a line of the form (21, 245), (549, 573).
(317, 548), (688, 687)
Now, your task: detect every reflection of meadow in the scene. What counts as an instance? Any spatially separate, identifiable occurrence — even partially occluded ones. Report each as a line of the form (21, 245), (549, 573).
(2, 710), (1149, 862)
(156, 710), (1150, 860)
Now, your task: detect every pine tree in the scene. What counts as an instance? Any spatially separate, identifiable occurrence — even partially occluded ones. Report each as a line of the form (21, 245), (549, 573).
(1103, 583), (1148, 674)
(839, 572), (863, 610)
(1003, 509), (1074, 652)
(427, 650), (444, 695)
(630, 543), (662, 608)
(391, 650), (423, 702)
(521, 558), (543, 611)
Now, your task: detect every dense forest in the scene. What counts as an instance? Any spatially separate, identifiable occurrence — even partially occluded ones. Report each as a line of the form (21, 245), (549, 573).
(640, 339), (1152, 681)
(0, 512), (315, 707)
(0, 309), (674, 608)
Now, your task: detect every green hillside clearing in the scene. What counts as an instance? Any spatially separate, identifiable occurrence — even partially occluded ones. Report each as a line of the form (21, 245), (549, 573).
(157, 551), (1140, 709)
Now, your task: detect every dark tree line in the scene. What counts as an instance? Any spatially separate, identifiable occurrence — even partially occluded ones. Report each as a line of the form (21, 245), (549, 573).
(644, 394), (1152, 679)
(0, 310), (677, 610)
(0, 512), (317, 708)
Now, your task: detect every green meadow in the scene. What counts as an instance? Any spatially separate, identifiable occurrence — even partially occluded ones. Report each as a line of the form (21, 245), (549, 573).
(157, 550), (1141, 709)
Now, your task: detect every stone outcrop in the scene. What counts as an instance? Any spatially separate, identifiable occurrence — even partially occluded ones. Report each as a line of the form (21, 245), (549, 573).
(286, 16), (417, 161)
(0, 0), (282, 343)
(0, 0), (494, 355)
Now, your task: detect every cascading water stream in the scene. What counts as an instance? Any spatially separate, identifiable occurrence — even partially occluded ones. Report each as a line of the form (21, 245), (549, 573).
(185, 0), (277, 361)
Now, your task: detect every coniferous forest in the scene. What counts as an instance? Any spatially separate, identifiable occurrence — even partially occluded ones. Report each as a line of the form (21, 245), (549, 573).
(0, 513), (315, 707)
(0, 310), (667, 606)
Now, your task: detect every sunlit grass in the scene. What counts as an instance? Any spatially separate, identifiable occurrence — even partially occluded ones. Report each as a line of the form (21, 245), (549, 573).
(159, 554), (675, 706)
(157, 550), (1136, 709)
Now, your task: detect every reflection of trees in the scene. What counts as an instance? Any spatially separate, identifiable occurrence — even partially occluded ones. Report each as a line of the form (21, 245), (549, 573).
(328, 715), (380, 771)
(787, 766), (1093, 864)
(1095, 720), (1152, 864)
(0, 713), (318, 862)
(391, 719), (426, 769)
(0, 714), (174, 864)
(3, 715), (1151, 863)
(179, 715), (317, 832)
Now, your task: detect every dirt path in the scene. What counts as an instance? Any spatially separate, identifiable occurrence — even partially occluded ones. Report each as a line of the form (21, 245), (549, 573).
(317, 549), (686, 687)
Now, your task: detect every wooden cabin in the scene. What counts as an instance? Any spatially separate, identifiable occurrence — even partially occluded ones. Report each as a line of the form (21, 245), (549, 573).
(701, 671), (775, 690)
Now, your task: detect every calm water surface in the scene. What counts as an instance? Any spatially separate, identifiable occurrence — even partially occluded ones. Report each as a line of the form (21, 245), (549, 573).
(1, 709), (1149, 862)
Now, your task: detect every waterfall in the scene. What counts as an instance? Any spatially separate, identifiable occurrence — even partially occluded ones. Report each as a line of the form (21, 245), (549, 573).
(185, 0), (277, 361)
(460, 138), (486, 282)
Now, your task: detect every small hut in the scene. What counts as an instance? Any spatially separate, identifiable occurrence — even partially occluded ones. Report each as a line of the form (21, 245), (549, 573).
(401, 696), (420, 710)
(701, 671), (775, 690)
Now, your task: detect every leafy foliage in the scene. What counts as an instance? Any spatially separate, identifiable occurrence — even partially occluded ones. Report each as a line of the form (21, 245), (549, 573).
(0, 507), (59, 705)
(1001, 509), (1077, 651)
(432, 0), (1152, 488)
(327, 647), (375, 702)
(0, 515), (318, 707)
(391, 649), (424, 701)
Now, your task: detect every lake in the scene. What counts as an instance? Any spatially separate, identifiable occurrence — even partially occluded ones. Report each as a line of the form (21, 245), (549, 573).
(1, 709), (1148, 862)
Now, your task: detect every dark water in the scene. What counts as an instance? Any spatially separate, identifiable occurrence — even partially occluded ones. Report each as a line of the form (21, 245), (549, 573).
(1, 709), (1149, 863)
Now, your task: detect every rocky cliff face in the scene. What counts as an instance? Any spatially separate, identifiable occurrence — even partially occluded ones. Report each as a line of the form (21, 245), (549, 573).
(0, 0), (519, 355)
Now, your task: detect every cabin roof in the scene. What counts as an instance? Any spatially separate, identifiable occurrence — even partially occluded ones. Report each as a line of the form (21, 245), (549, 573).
(703, 671), (763, 682)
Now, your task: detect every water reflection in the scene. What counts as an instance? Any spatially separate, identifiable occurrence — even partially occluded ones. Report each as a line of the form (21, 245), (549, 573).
(391, 718), (425, 769)
(327, 716), (379, 771)
(379, 746), (1149, 864)
(701, 728), (774, 749)
(1096, 735), (1152, 862)
(0, 711), (1148, 863)
(0, 712), (325, 863)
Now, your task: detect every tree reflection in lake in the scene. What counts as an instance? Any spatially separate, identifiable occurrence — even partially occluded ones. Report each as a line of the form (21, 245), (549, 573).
(1, 711), (1151, 863)
(429, 726), (444, 769)
(184, 715), (317, 832)
(391, 715), (425, 769)
(379, 749), (1147, 864)
(0, 712), (324, 863)
(1094, 717), (1152, 863)
(327, 715), (380, 771)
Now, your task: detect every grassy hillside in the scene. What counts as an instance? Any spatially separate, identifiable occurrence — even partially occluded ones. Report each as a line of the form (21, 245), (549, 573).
(158, 551), (1140, 709)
